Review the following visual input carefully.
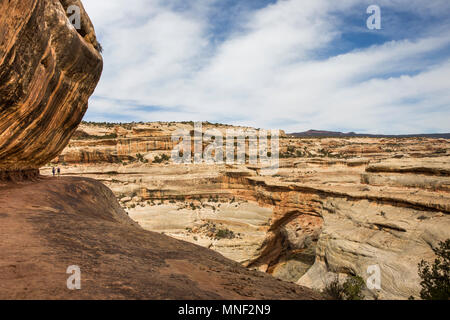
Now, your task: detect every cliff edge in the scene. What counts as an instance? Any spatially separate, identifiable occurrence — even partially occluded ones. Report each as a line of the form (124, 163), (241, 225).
(0, 177), (320, 299)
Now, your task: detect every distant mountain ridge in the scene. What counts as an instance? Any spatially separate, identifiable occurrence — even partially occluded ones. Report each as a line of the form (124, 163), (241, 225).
(288, 130), (450, 139)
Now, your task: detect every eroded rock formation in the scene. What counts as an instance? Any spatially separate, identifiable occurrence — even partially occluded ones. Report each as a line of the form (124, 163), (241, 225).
(0, 176), (320, 299)
(48, 122), (450, 299)
(0, 0), (103, 176)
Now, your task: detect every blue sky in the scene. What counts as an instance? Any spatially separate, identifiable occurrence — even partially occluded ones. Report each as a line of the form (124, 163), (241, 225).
(82, 0), (450, 134)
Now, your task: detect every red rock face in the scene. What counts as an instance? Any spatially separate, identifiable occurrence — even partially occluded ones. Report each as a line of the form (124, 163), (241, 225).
(0, 0), (102, 173)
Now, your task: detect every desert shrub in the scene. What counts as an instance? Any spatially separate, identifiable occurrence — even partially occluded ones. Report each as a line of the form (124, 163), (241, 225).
(153, 155), (162, 163)
(323, 275), (365, 300)
(323, 276), (344, 300)
(136, 153), (144, 162)
(418, 239), (450, 300)
(215, 228), (235, 240)
(154, 154), (170, 163)
(343, 275), (365, 300)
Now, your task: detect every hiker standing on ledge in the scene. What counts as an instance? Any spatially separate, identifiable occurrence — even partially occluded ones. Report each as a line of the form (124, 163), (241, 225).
(57, 167), (60, 177)
(52, 167), (55, 177)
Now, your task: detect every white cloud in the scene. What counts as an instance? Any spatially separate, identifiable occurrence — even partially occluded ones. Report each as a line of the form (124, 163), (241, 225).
(82, 0), (450, 134)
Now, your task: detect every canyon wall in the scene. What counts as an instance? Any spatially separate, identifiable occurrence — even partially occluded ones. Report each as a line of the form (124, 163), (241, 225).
(0, 0), (103, 176)
(222, 170), (450, 299)
(49, 122), (450, 299)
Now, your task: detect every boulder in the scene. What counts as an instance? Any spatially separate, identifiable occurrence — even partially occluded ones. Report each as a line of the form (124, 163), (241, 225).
(0, 0), (102, 175)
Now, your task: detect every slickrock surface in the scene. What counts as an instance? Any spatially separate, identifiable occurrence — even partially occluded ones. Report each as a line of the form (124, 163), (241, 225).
(48, 122), (450, 299)
(0, 177), (320, 299)
(0, 0), (102, 173)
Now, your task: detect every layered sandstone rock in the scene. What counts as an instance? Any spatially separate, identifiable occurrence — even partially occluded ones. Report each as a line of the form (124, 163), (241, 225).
(0, 0), (102, 174)
(46, 122), (450, 299)
(53, 121), (287, 164)
(0, 176), (320, 299)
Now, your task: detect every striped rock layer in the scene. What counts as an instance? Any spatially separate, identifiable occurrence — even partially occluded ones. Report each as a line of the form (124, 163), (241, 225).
(0, 0), (102, 175)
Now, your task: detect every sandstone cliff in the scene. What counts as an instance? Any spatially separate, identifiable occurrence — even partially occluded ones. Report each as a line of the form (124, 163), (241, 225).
(49, 122), (450, 299)
(0, 0), (103, 177)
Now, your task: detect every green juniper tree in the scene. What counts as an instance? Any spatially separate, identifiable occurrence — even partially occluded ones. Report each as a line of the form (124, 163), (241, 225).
(418, 239), (450, 300)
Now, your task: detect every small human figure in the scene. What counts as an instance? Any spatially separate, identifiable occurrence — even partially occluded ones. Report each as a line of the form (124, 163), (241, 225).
(52, 167), (55, 176)
(57, 167), (61, 177)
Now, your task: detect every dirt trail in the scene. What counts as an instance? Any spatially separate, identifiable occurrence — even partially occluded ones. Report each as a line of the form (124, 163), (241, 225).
(0, 176), (321, 299)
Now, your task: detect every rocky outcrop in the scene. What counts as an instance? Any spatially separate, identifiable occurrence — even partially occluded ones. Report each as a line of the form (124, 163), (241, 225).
(297, 195), (449, 300)
(0, 177), (321, 299)
(221, 169), (450, 300)
(45, 122), (450, 299)
(0, 0), (102, 174)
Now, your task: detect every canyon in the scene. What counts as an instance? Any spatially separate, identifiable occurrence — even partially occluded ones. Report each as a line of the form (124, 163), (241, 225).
(47, 121), (450, 299)
(1, 0), (448, 300)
